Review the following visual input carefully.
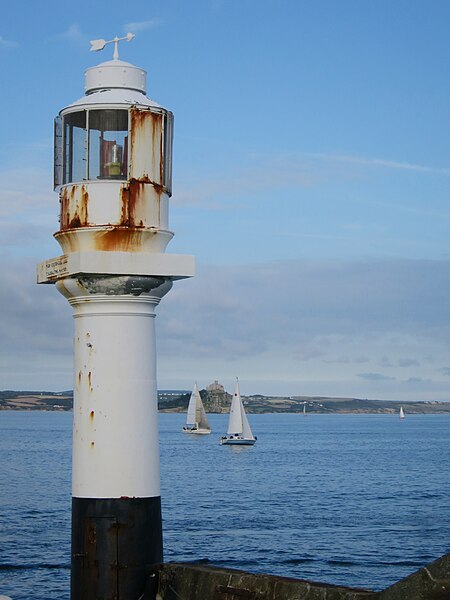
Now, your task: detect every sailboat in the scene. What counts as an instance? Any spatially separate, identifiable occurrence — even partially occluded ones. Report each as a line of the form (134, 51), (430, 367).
(303, 402), (307, 416)
(399, 406), (405, 420)
(220, 379), (256, 445)
(182, 383), (211, 435)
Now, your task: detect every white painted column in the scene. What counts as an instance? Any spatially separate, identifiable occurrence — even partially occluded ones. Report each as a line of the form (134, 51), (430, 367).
(71, 293), (160, 498)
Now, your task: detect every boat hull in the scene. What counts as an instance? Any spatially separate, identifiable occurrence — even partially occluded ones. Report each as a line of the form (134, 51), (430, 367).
(220, 436), (256, 446)
(182, 427), (211, 435)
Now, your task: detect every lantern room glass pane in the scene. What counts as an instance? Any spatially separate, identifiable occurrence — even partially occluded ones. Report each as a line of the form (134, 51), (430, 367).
(63, 111), (87, 184)
(54, 116), (63, 189)
(88, 110), (128, 180)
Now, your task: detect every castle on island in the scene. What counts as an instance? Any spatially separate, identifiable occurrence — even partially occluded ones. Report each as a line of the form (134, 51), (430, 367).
(205, 380), (231, 413)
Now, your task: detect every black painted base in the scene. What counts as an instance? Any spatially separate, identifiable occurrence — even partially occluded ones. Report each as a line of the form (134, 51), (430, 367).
(71, 496), (163, 600)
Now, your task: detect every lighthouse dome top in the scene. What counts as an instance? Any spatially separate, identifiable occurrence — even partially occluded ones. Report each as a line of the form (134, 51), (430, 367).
(61, 33), (165, 112)
(85, 59), (146, 94)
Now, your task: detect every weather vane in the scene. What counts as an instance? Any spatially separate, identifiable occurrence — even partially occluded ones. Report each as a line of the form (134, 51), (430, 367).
(89, 32), (135, 60)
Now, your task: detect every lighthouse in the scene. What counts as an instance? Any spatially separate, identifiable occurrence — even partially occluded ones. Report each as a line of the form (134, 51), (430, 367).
(37, 35), (194, 599)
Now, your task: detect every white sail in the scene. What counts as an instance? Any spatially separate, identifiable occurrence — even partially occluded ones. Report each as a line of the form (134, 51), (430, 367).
(240, 398), (254, 440)
(196, 393), (210, 430)
(222, 379), (256, 444)
(399, 406), (405, 419)
(186, 383), (200, 426)
(227, 381), (243, 435)
(303, 403), (306, 415)
(184, 383), (211, 433)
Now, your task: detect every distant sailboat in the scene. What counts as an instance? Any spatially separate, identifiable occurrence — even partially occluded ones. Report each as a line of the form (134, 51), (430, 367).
(182, 383), (211, 435)
(303, 403), (307, 416)
(399, 406), (405, 420)
(220, 379), (256, 446)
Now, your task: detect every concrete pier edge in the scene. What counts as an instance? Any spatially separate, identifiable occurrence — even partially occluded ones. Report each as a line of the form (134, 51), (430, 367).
(145, 550), (450, 599)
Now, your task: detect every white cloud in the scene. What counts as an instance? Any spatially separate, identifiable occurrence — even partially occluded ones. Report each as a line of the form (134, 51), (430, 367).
(48, 24), (87, 48)
(210, 0), (224, 11)
(305, 151), (450, 176)
(0, 167), (57, 259)
(357, 373), (397, 382)
(0, 258), (72, 390)
(173, 148), (450, 220)
(0, 35), (18, 48)
(397, 358), (420, 368)
(172, 157), (319, 209)
(0, 168), (53, 217)
(123, 19), (162, 33)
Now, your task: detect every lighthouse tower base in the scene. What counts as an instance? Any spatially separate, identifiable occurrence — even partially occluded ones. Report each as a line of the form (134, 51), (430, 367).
(56, 275), (171, 599)
(71, 497), (162, 599)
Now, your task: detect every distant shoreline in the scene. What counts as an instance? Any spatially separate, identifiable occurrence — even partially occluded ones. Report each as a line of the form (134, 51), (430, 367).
(1, 390), (450, 414)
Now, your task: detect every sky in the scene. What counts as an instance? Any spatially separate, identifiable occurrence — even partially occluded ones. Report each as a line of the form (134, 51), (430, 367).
(1, 0), (450, 400)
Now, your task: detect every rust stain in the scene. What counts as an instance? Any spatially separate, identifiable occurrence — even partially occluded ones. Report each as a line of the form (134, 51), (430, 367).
(130, 108), (147, 128)
(90, 441), (95, 447)
(120, 177), (147, 227)
(130, 108), (164, 186)
(69, 213), (82, 228)
(88, 371), (92, 390)
(78, 370), (82, 384)
(90, 410), (94, 420)
(119, 176), (162, 228)
(54, 231), (78, 253)
(59, 184), (89, 230)
(120, 186), (130, 225)
(86, 334), (93, 350)
(93, 227), (147, 251)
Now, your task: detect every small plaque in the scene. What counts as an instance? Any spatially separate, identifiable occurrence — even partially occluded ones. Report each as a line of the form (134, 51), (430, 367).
(37, 255), (69, 282)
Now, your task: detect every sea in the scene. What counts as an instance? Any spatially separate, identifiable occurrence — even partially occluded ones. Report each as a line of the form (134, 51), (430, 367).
(1, 411), (450, 599)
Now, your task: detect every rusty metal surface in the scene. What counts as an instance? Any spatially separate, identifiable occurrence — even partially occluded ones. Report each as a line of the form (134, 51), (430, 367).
(130, 108), (164, 188)
(71, 497), (163, 600)
(119, 177), (163, 227)
(60, 184), (90, 229)
(55, 227), (173, 255)
(59, 181), (162, 231)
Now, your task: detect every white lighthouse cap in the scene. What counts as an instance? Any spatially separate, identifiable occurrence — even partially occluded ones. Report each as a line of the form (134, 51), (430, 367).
(85, 59), (146, 94)
(62, 33), (164, 111)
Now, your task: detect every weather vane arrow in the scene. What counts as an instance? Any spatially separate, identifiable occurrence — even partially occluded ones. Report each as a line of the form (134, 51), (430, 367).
(89, 32), (135, 60)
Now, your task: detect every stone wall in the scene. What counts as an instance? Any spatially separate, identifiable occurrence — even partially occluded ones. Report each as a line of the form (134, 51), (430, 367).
(142, 552), (450, 600)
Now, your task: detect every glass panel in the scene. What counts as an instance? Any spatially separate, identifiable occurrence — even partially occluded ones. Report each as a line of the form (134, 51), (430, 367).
(54, 116), (63, 189)
(163, 112), (174, 195)
(63, 111), (87, 184)
(88, 110), (128, 180)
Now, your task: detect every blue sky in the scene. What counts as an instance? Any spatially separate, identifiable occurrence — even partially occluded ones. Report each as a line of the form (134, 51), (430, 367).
(1, 0), (450, 400)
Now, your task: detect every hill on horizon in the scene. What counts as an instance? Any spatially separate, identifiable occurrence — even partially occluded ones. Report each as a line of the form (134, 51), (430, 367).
(1, 389), (449, 414)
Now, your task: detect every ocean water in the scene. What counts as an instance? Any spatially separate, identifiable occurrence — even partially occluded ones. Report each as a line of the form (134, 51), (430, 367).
(1, 411), (450, 599)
